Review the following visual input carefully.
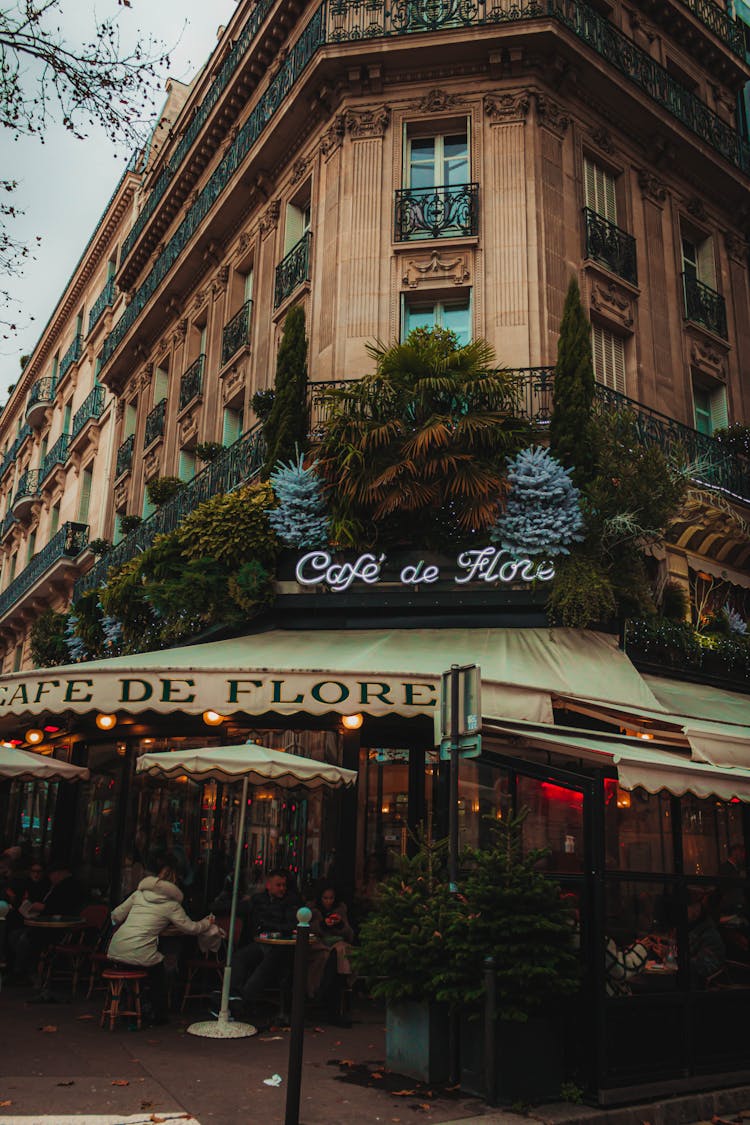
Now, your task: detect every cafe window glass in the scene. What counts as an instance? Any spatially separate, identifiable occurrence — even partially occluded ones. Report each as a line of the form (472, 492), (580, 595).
(360, 747), (410, 889)
(72, 744), (127, 893)
(605, 880), (679, 994)
(517, 775), (584, 872)
(681, 794), (744, 876)
(458, 759), (512, 851)
(604, 782), (674, 872)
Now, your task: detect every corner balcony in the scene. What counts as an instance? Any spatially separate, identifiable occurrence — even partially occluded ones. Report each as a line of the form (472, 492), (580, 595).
(394, 183), (479, 242)
(115, 434), (135, 479)
(68, 385), (106, 457)
(274, 232), (311, 310)
(11, 469), (42, 520)
(87, 278), (116, 335)
(144, 398), (167, 449)
(40, 434), (70, 486)
(0, 521), (89, 627)
(59, 334), (83, 381)
(0, 512), (15, 544)
(222, 301), (252, 367)
(682, 272), (728, 339)
(75, 423), (266, 600)
(0, 425), (32, 485)
(25, 377), (56, 429)
(179, 354), (205, 413)
(583, 208), (638, 286)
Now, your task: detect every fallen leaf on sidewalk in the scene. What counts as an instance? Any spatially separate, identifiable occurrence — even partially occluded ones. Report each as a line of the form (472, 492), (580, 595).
(371, 1072), (384, 1080)
(416, 1104), (432, 1113)
(0, 1100), (12, 1107)
(76, 1013), (94, 1021)
(39, 1025), (57, 1033)
(390, 1089), (416, 1097)
(339, 1059), (356, 1067)
(56, 1081), (75, 1087)
(111, 1079), (129, 1087)
(259, 1035), (283, 1042)
(149, 1116), (166, 1123)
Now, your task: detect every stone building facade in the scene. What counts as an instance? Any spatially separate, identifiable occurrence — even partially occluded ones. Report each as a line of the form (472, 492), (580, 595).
(1, 0), (749, 669)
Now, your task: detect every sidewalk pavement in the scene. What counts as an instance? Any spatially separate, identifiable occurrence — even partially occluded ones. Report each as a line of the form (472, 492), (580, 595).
(2, 985), (750, 1125)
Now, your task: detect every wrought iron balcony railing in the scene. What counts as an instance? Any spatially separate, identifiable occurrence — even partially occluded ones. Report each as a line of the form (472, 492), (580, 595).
(583, 208), (638, 285)
(12, 469), (42, 506)
(71, 385), (106, 442)
(41, 434), (70, 482)
(116, 433), (135, 478)
(682, 0), (745, 56)
(59, 334), (83, 380)
(119, 0), (277, 267)
(0, 512), (15, 541)
(222, 300), (253, 366)
(682, 272), (728, 339)
(144, 398), (167, 448)
(75, 423), (266, 600)
(0, 522), (89, 622)
(394, 183), (479, 242)
(87, 278), (116, 335)
(274, 232), (312, 309)
(26, 376), (56, 413)
(0, 425), (31, 483)
(179, 354), (205, 412)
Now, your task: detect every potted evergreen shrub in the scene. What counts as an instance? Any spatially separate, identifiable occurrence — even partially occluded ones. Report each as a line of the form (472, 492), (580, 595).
(353, 835), (460, 1083)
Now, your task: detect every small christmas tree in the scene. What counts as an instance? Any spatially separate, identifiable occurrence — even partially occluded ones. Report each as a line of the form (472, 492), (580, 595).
(268, 452), (330, 549)
(64, 613), (88, 662)
(490, 445), (584, 557)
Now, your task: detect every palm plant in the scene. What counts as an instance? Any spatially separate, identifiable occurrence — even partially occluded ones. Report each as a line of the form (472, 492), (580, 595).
(313, 327), (530, 547)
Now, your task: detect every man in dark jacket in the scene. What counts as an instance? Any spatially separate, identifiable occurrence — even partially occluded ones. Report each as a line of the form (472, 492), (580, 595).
(229, 869), (300, 1018)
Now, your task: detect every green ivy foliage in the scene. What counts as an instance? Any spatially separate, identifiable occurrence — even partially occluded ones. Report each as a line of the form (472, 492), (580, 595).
(176, 484), (277, 571)
(146, 476), (184, 507)
(30, 609), (69, 668)
(547, 554), (617, 629)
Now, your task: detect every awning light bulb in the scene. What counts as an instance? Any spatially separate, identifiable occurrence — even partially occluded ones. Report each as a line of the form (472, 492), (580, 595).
(203, 709), (225, 726)
(341, 713), (364, 731)
(25, 728), (44, 745)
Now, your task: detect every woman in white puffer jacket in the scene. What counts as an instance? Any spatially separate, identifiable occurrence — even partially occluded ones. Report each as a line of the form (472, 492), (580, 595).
(109, 856), (213, 1024)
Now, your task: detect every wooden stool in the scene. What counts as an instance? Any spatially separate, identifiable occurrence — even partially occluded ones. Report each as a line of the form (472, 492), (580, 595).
(100, 968), (147, 1031)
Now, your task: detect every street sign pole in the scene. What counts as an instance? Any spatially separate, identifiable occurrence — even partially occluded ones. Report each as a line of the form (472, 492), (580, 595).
(448, 665), (460, 893)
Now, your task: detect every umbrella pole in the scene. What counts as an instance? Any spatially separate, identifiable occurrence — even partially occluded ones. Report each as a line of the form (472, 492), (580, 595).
(218, 774), (248, 1023)
(187, 775), (256, 1039)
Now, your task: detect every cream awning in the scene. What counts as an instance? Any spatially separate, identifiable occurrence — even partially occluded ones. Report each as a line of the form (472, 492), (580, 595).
(137, 743), (357, 789)
(0, 626), (662, 727)
(486, 720), (750, 802)
(0, 746), (89, 782)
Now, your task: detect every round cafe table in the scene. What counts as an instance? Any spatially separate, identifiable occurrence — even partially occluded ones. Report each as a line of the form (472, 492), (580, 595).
(24, 916), (85, 930)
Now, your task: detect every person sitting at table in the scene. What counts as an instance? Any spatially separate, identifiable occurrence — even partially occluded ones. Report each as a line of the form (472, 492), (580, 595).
(308, 885), (354, 1024)
(688, 892), (726, 987)
(108, 854), (214, 1026)
(22, 862), (84, 919)
(604, 934), (652, 996)
(229, 868), (301, 1021)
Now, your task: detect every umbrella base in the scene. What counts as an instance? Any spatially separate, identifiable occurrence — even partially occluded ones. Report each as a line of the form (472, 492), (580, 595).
(187, 1018), (257, 1039)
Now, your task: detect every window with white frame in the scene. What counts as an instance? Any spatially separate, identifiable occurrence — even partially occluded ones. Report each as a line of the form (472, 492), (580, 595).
(399, 126), (472, 241)
(591, 323), (626, 395)
(402, 295), (472, 346)
(583, 157), (617, 223)
(692, 380), (727, 436)
(681, 232), (716, 288)
(284, 200), (311, 255)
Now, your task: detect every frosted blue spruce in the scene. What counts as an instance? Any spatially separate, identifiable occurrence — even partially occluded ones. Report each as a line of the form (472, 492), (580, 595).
(268, 452), (330, 549)
(491, 445), (584, 558)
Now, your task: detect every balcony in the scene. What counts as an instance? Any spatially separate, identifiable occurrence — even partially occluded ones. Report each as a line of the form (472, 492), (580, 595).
(179, 354), (205, 412)
(69, 385), (106, 454)
(25, 377), (56, 428)
(680, 0), (745, 57)
(144, 398), (167, 449)
(682, 272), (728, 339)
(274, 232), (312, 309)
(0, 512), (15, 544)
(583, 208), (638, 286)
(222, 301), (252, 366)
(0, 425), (32, 484)
(0, 522), (89, 625)
(87, 278), (116, 335)
(394, 183), (479, 242)
(59, 334), (83, 380)
(116, 434), (135, 478)
(75, 423), (266, 599)
(40, 434), (70, 485)
(11, 469), (42, 520)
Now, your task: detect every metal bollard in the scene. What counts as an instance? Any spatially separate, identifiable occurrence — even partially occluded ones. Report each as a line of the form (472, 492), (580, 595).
(284, 906), (312, 1125)
(483, 955), (496, 1106)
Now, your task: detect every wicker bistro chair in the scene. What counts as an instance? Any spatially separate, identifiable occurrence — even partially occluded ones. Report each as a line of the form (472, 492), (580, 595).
(100, 967), (147, 1031)
(180, 916), (239, 1012)
(43, 905), (110, 997)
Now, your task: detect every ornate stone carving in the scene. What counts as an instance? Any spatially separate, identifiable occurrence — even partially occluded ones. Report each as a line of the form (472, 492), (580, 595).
(725, 230), (748, 263)
(179, 406), (199, 447)
(115, 400), (125, 421)
(534, 94), (570, 136)
(415, 89), (465, 113)
(589, 276), (635, 330)
(637, 169), (667, 204)
(590, 126), (615, 154)
(290, 155), (309, 185)
(237, 230), (252, 254)
(344, 105), (390, 139)
(686, 196), (708, 223)
(192, 287), (208, 313)
(143, 447), (161, 480)
(139, 363), (154, 391)
(689, 335), (728, 379)
(320, 114), (346, 158)
(173, 318), (188, 346)
(221, 362), (245, 403)
(259, 199), (281, 237)
(113, 478), (130, 511)
(212, 265), (230, 299)
(402, 249), (470, 289)
(483, 91), (531, 123)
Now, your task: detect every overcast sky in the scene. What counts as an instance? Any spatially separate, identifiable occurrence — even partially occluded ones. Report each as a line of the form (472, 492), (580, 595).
(1, 0), (237, 393)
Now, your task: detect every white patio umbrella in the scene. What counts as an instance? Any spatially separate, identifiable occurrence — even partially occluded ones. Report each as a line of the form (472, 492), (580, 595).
(136, 743), (357, 1039)
(0, 745), (89, 782)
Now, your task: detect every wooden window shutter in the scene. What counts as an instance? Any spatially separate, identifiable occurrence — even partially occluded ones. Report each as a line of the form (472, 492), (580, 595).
(592, 324), (626, 395)
(710, 385), (728, 432)
(584, 158), (617, 223)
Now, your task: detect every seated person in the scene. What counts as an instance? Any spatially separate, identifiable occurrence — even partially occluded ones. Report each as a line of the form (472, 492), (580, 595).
(9, 861), (86, 983)
(229, 868), (301, 1019)
(688, 893), (726, 987)
(108, 854), (213, 1025)
(308, 885), (354, 1024)
(604, 935), (651, 997)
